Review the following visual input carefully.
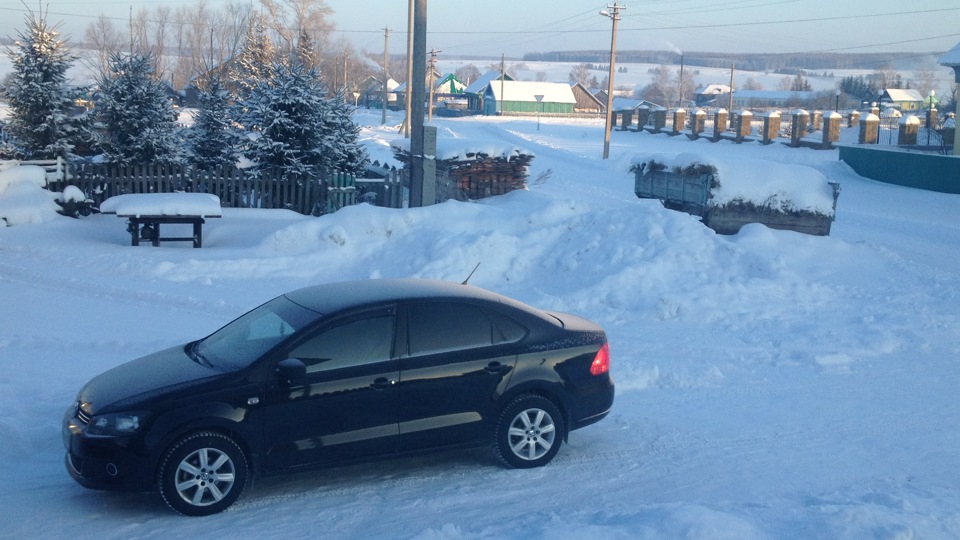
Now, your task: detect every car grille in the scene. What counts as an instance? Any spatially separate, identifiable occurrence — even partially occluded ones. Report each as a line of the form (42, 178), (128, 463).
(75, 402), (91, 425)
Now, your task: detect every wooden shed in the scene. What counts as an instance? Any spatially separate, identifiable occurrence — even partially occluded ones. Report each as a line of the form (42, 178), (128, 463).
(570, 82), (605, 114)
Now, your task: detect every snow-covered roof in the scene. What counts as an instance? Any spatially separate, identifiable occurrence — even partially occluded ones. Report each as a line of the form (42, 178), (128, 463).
(939, 42), (960, 65)
(884, 89), (923, 103)
(464, 71), (512, 95)
(486, 81), (576, 104)
(732, 90), (817, 100)
(611, 97), (661, 111)
(697, 84), (731, 95)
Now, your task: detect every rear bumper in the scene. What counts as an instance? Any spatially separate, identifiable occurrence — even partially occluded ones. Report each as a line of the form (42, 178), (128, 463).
(569, 376), (614, 432)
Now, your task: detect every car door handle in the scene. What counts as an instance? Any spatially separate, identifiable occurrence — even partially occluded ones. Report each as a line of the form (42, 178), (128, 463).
(370, 377), (396, 390)
(484, 362), (511, 375)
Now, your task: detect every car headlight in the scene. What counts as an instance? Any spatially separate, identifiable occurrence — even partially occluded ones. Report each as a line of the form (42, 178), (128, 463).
(85, 412), (148, 436)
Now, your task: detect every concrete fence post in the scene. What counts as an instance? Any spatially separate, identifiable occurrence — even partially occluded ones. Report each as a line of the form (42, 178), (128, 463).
(690, 109), (706, 138)
(620, 111), (633, 131)
(812, 111), (823, 131)
(672, 108), (686, 135)
(734, 110), (753, 142)
(652, 108), (667, 133)
(636, 106), (651, 131)
(899, 115), (920, 145)
(761, 111), (780, 145)
(822, 112), (842, 149)
(848, 110), (861, 128)
(790, 110), (809, 147)
(713, 109), (728, 141)
(859, 113), (880, 144)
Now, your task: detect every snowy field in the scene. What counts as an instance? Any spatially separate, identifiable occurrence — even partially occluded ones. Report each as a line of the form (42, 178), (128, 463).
(2, 110), (960, 539)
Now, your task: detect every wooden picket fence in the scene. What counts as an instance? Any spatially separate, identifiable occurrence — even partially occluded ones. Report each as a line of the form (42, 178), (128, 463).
(47, 163), (404, 215)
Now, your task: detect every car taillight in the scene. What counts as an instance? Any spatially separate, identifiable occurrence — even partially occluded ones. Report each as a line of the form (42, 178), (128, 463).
(590, 342), (610, 376)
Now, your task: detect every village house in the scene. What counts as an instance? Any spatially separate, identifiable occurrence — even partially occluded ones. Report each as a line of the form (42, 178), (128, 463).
(880, 89), (926, 111)
(482, 80), (577, 116)
(464, 71), (514, 114)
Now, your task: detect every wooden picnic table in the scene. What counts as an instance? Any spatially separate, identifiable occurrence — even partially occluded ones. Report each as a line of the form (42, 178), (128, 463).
(100, 193), (222, 248)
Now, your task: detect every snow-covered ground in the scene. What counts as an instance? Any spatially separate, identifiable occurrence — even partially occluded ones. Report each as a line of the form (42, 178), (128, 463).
(2, 110), (960, 539)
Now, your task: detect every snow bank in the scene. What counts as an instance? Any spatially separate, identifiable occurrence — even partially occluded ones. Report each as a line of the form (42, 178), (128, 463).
(0, 164), (47, 192)
(99, 193), (223, 217)
(0, 164), (60, 226)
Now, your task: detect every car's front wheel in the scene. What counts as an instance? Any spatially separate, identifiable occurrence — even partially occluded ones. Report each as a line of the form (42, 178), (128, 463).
(494, 395), (565, 468)
(158, 431), (248, 516)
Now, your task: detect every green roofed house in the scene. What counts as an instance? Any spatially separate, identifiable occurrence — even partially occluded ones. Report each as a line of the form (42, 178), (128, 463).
(483, 81), (577, 116)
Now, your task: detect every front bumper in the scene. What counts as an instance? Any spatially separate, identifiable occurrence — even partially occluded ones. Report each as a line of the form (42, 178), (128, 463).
(63, 413), (156, 492)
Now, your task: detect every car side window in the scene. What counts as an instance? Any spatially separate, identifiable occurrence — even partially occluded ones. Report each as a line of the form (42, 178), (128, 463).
(486, 309), (527, 344)
(289, 315), (394, 373)
(407, 302), (499, 356)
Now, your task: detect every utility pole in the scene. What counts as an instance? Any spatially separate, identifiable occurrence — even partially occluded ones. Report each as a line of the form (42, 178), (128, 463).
(409, 0), (427, 207)
(405, 0), (414, 138)
(600, 2), (624, 160)
(500, 54), (506, 115)
(677, 52), (684, 108)
(428, 48), (442, 122)
(382, 27), (390, 125)
(343, 49), (349, 93)
(728, 63), (735, 112)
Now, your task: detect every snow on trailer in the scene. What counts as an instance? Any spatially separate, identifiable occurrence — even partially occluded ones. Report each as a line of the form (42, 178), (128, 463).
(632, 153), (841, 236)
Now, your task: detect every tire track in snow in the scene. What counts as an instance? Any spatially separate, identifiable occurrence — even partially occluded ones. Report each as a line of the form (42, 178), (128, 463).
(0, 256), (239, 320)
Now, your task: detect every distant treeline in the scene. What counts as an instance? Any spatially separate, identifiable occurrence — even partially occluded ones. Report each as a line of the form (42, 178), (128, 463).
(522, 50), (941, 72)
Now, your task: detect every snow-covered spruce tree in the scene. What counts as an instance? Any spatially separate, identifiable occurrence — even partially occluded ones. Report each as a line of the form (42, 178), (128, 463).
(4, 10), (81, 159)
(186, 75), (236, 169)
(231, 14), (274, 100)
(318, 88), (368, 175)
(240, 61), (367, 184)
(95, 52), (181, 165)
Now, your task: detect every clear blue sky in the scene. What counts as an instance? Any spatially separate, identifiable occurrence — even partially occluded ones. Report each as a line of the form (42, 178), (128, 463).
(2, 0), (958, 59)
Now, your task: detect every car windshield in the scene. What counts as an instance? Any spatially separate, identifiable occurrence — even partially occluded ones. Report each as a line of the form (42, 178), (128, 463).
(192, 296), (321, 372)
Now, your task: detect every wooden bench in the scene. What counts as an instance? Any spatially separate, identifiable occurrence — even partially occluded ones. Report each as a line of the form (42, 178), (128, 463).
(100, 193), (222, 248)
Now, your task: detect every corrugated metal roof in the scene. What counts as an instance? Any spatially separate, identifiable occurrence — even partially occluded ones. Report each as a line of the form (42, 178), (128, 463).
(465, 71), (512, 94)
(939, 42), (960, 65)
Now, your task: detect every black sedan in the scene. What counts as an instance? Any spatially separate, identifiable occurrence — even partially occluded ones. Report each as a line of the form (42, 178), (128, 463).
(63, 279), (614, 516)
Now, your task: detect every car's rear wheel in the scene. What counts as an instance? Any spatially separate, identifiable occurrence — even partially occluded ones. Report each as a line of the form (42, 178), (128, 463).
(158, 431), (247, 516)
(494, 395), (564, 468)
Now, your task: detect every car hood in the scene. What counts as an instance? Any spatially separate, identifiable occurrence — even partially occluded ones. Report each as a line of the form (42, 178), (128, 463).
(79, 344), (223, 414)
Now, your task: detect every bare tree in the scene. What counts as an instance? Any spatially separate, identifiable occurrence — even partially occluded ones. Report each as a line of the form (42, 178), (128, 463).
(455, 64), (481, 86)
(568, 63), (591, 86)
(82, 16), (124, 77)
(743, 77), (763, 91)
(259, 0), (334, 61)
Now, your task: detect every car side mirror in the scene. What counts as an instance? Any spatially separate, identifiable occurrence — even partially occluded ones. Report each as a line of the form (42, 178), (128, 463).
(276, 358), (307, 386)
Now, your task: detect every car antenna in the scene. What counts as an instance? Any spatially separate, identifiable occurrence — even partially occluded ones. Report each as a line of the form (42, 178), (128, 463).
(461, 262), (481, 285)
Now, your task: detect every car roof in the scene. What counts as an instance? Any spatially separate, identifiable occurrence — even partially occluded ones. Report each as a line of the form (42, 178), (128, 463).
(283, 278), (531, 316)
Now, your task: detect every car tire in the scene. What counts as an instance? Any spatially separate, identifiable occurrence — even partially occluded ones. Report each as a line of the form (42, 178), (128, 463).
(494, 395), (565, 469)
(158, 431), (248, 516)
